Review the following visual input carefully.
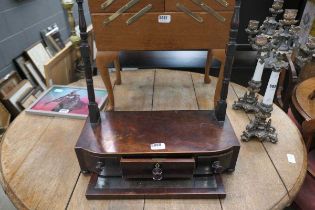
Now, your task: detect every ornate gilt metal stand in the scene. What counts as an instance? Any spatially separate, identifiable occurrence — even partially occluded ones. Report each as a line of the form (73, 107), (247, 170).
(232, 80), (260, 113)
(241, 103), (277, 143)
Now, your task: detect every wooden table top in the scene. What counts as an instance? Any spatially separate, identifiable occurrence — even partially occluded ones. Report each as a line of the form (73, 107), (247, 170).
(0, 70), (306, 210)
(293, 77), (315, 120)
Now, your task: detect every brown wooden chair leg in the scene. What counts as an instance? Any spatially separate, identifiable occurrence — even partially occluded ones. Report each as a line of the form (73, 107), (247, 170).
(204, 50), (213, 84)
(96, 51), (115, 111)
(114, 55), (122, 85)
(213, 49), (226, 108)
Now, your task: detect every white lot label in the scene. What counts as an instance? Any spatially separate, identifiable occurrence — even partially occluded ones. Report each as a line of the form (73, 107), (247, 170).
(59, 109), (70, 113)
(287, 154), (296, 164)
(150, 143), (166, 150)
(158, 15), (171, 23)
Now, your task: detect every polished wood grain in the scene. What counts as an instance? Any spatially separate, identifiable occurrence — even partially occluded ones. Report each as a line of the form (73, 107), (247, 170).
(302, 118), (315, 151)
(0, 70), (306, 210)
(87, 0), (165, 13)
(165, 0), (235, 12)
(88, 0), (234, 13)
(76, 111), (239, 155)
(293, 77), (315, 121)
(92, 12), (233, 51)
(294, 118), (315, 210)
(212, 49), (226, 108)
(275, 54), (298, 112)
(298, 58), (315, 82)
(308, 149), (315, 177)
(96, 51), (121, 110)
(86, 173), (226, 199)
(294, 173), (315, 210)
(120, 158), (195, 179)
(204, 50), (213, 84)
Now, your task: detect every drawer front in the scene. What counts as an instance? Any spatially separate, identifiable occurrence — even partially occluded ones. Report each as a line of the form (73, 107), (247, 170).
(166, 0), (235, 12)
(92, 12), (233, 51)
(80, 154), (122, 176)
(195, 150), (235, 175)
(121, 158), (195, 179)
(88, 0), (165, 13)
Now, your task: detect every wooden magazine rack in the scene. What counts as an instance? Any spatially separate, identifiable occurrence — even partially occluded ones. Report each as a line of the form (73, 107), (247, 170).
(75, 0), (241, 199)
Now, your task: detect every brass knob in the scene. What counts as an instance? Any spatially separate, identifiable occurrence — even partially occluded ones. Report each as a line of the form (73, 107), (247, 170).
(152, 163), (163, 181)
(212, 161), (224, 174)
(96, 161), (106, 176)
(96, 161), (104, 171)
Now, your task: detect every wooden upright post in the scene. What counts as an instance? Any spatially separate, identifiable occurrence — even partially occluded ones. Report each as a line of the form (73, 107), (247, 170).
(215, 0), (241, 121)
(77, 0), (100, 124)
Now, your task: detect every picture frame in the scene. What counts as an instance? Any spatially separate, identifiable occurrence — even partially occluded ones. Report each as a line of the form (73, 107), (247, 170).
(24, 61), (47, 90)
(25, 42), (51, 80)
(41, 23), (65, 56)
(32, 87), (44, 98)
(0, 71), (22, 99)
(18, 90), (37, 110)
(26, 85), (108, 119)
(2, 80), (33, 117)
(17, 87), (43, 110)
(14, 56), (37, 87)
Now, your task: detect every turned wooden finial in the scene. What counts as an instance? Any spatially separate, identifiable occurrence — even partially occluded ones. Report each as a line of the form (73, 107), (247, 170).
(76, 0), (101, 124)
(215, 0), (241, 121)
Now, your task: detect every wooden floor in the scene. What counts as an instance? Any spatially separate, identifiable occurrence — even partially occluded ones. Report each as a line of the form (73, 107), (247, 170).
(0, 69), (306, 210)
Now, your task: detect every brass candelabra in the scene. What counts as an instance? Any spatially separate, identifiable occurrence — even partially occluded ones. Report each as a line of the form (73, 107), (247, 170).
(62, 0), (85, 80)
(237, 7), (301, 143)
(233, 0), (284, 113)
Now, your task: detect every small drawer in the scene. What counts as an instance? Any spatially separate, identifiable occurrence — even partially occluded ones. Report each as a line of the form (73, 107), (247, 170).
(195, 150), (235, 175)
(91, 12), (233, 51)
(165, 0), (235, 12)
(88, 0), (165, 13)
(120, 158), (195, 179)
(80, 155), (122, 176)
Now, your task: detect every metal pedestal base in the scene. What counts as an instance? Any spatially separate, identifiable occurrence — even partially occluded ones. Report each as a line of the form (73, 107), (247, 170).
(241, 103), (278, 143)
(233, 80), (261, 113)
